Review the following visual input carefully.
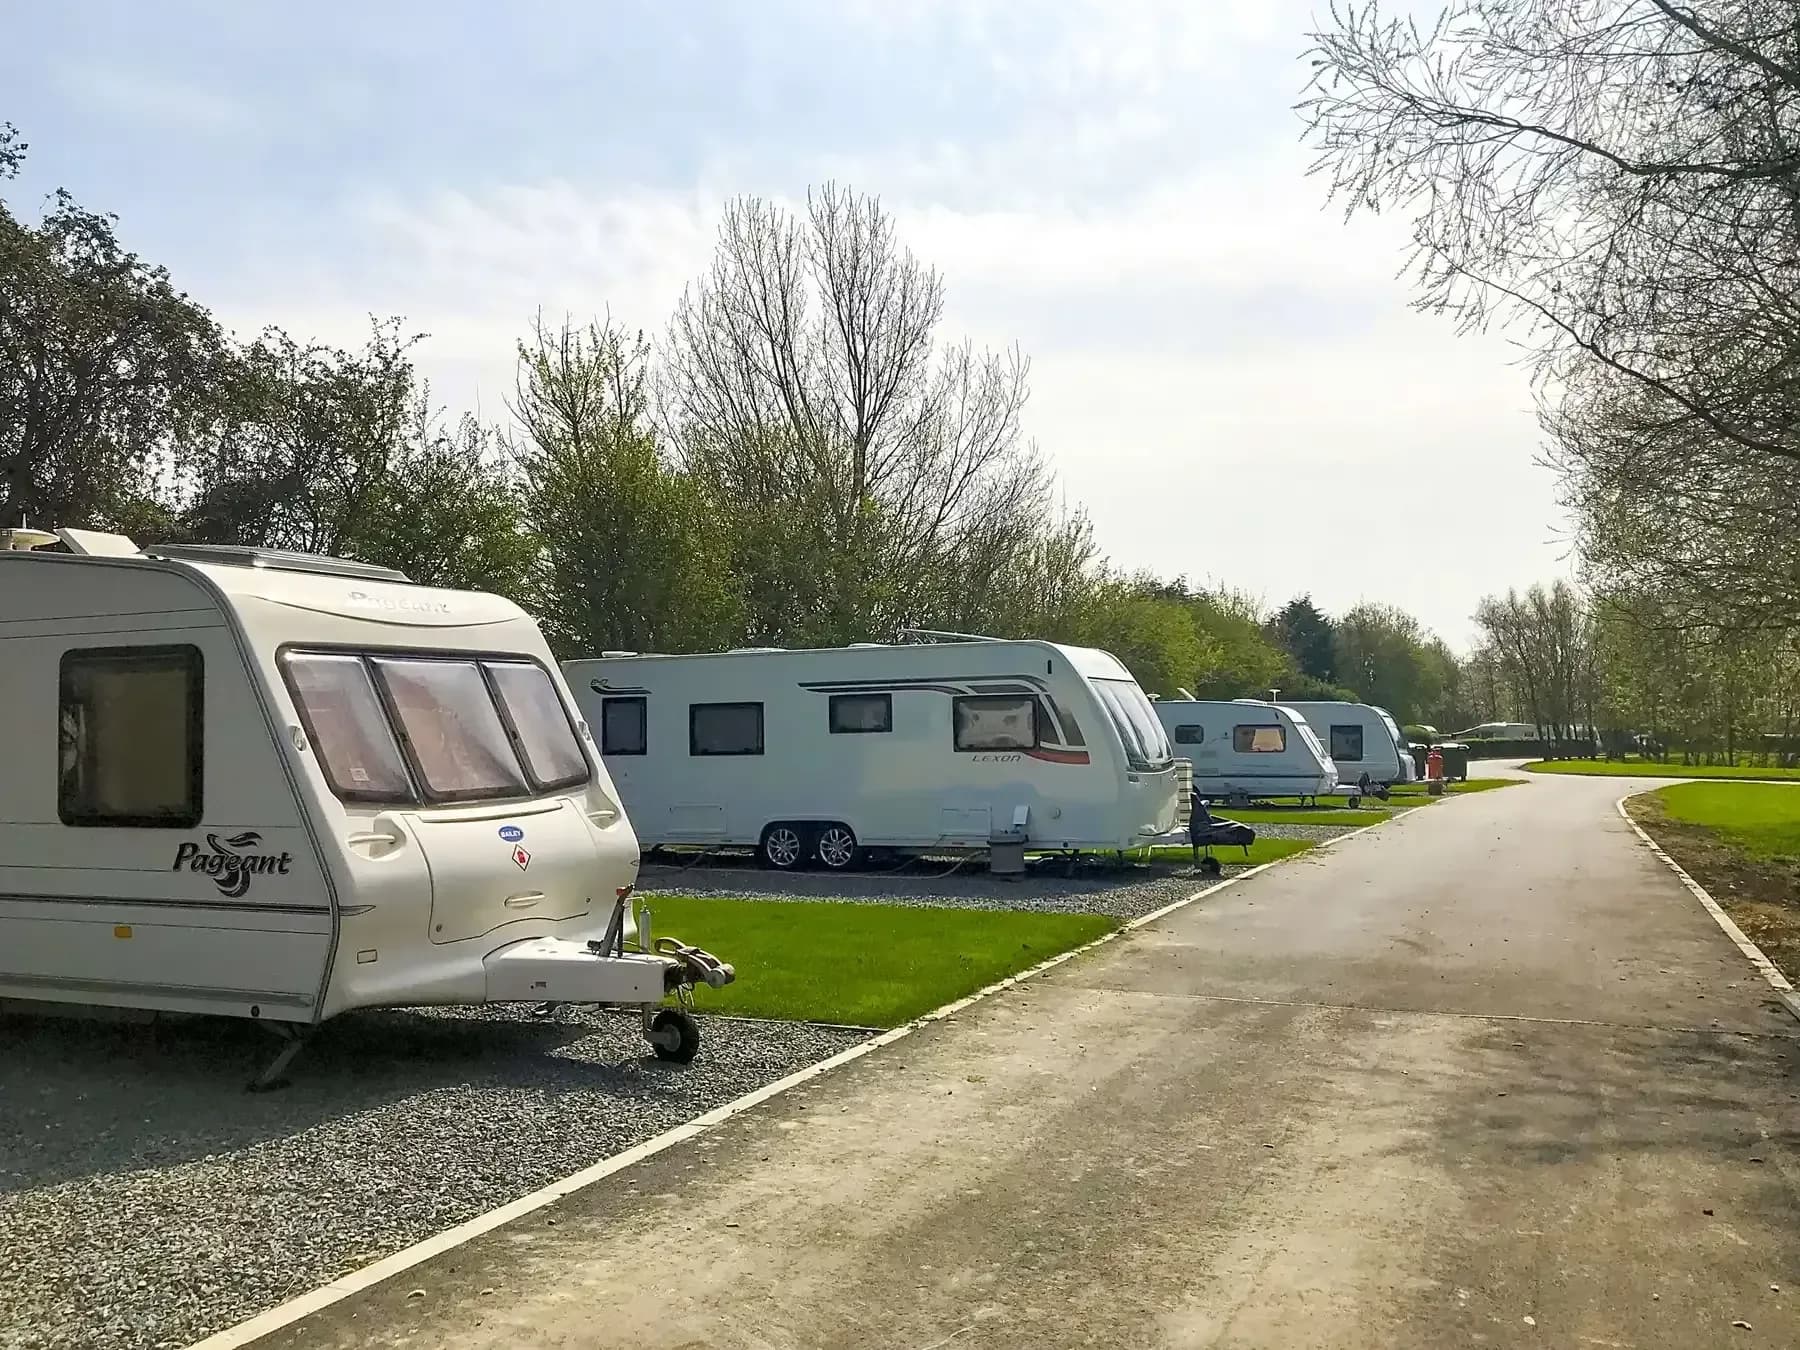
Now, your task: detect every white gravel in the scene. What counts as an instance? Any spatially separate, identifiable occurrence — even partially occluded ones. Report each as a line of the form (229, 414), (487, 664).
(644, 856), (1263, 921)
(638, 820), (1358, 922)
(0, 1006), (863, 1350)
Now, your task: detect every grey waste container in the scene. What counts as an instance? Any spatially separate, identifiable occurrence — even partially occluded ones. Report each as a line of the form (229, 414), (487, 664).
(1436, 741), (1471, 781)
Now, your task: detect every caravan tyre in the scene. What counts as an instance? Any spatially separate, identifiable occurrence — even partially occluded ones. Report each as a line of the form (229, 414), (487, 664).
(760, 823), (807, 871)
(649, 1009), (701, 1063)
(816, 823), (859, 871)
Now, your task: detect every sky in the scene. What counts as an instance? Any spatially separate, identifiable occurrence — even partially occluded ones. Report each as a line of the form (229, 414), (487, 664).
(2, 0), (1574, 649)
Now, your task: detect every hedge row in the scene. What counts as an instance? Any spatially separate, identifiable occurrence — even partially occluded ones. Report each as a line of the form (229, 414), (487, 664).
(1459, 738), (1597, 760)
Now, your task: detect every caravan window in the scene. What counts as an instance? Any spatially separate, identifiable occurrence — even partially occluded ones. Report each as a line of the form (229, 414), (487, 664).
(373, 658), (530, 802)
(1174, 724), (1204, 745)
(601, 697), (647, 756)
(59, 645), (203, 828)
(690, 702), (764, 756)
(282, 653), (414, 802)
(1233, 725), (1286, 754)
(485, 661), (590, 790)
(1330, 725), (1364, 761)
(829, 693), (892, 734)
(953, 695), (1038, 751)
(1092, 678), (1174, 771)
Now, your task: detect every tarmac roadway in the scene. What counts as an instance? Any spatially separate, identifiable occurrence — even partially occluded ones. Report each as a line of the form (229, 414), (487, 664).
(255, 770), (1800, 1349)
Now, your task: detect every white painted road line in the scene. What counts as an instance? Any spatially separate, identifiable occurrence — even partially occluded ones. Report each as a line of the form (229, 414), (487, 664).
(183, 825), (1384, 1350)
(1616, 793), (1800, 1023)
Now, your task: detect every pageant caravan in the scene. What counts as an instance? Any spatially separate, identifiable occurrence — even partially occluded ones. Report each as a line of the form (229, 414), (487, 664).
(1154, 698), (1337, 803)
(566, 636), (1188, 869)
(1285, 700), (1416, 792)
(0, 528), (732, 1082)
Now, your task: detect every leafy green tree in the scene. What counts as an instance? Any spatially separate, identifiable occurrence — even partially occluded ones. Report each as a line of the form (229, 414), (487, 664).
(181, 321), (415, 553)
(1, 131), (221, 528)
(513, 314), (740, 655)
(1055, 573), (1207, 699)
(1333, 603), (1443, 724)
(1268, 595), (1335, 682)
(1185, 588), (1288, 699)
(346, 410), (532, 595)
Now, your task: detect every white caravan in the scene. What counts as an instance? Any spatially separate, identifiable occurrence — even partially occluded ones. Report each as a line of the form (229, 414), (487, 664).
(1285, 700), (1416, 790)
(1154, 699), (1338, 803)
(0, 528), (732, 1082)
(565, 637), (1186, 868)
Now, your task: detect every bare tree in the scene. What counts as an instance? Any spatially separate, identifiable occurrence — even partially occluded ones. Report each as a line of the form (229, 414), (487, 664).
(1305, 2), (1800, 445)
(662, 183), (1042, 642)
(1306, 3), (1800, 625)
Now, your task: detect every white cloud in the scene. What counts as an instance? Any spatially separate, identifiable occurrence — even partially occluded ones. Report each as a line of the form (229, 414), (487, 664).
(189, 0), (1568, 647)
(55, 66), (251, 134)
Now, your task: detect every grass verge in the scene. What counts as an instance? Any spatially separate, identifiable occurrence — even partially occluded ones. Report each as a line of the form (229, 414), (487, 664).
(1224, 807), (1390, 826)
(1385, 777), (1519, 799)
(1528, 758), (1800, 781)
(1630, 783), (1800, 984)
(1135, 838), (1316, 867)
(644, 895), (1115, 1027)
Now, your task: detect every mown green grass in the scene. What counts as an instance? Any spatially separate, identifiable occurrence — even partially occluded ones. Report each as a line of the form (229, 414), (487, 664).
(642, 895), (1115, 1027)
(1447, 777), (1522, 794)
(1528, 759), (1800, 781)
(1134, 837), (1317, 866)
(1223, 807), (1389, 826)
(1384, 777), (1519, 799)
(1650, 781), (1800, 860)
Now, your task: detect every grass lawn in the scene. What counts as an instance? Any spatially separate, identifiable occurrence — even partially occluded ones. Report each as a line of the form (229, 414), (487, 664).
(1382, 777), (1519, 801)
(1135, 837), (1317, 866)
(1448, 777), (1522, 795)
(642, 895), (1114, 1027)
(1632, 783), (1800, 984)
(1528, 758), (1800, 781)
(1223, 806), (1390, 826)
(1651, 781), (1800, 859)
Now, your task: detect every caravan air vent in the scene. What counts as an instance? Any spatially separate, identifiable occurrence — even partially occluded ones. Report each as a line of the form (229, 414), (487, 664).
(143, 544), (410, 583)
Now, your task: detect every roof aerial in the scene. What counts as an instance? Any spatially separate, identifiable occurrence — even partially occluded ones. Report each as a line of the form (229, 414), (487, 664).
(142, 543), (410, 583)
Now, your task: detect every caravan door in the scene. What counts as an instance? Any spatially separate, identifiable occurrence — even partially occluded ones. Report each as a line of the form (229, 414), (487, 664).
(367, 656), (599, 945)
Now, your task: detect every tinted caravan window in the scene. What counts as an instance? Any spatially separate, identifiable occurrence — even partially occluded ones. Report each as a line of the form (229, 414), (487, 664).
(1174, 724), (1204, 745)
(691, 702), (764, 755)
(282, 652), (413, 803)
(1233, 724), (1286, 753)
(59, 645), (203, 827)
(373, 658), (530, 802)
(1330, 725), (1365, 761)
(601, 696), (647, 756)
(953, 695), (1038, 751)
(485, 661), (590, 790)
(829, 693), (892, 734)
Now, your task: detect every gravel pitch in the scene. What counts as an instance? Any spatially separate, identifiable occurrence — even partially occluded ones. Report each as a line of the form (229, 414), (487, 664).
(0, 1006), (863, 1350)
(640, 850), (1322, 921)
(639, 821), (1359, 921)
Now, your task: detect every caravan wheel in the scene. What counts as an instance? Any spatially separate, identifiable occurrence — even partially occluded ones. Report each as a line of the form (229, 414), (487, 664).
(760, 823), (807, 871)
(816, 824), (859, 871)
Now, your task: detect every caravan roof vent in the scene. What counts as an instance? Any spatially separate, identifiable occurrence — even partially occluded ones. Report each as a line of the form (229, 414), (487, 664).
(600, 650), (640, 659)
(143, 543), (410, 583)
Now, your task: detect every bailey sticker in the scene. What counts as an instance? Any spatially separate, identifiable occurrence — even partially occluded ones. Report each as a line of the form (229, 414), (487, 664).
(173, 832), (294, 899)
(498, 825), (525, 842)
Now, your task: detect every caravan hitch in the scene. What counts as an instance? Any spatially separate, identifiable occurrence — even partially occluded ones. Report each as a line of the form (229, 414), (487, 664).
(655, 938), (736, 991)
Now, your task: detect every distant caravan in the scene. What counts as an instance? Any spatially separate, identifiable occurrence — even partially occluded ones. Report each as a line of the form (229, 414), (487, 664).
(565, 635), (1188, 870)
(1284, 700), (1416, 793)
(0, 527), (732, 1083)
(1153, 698), (1338, 804)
